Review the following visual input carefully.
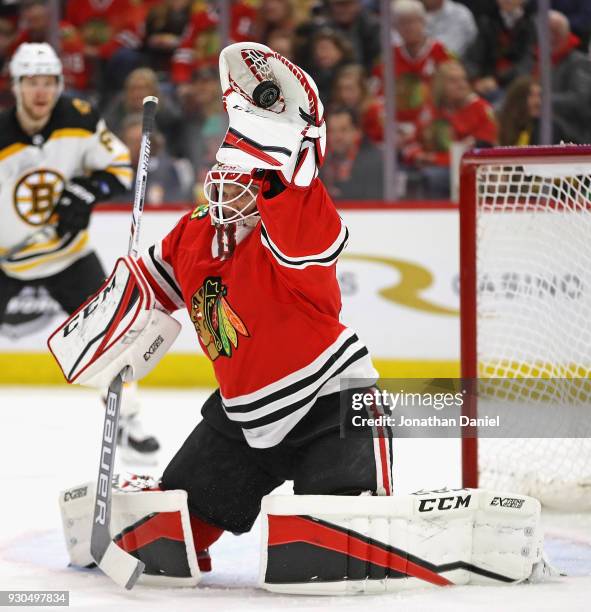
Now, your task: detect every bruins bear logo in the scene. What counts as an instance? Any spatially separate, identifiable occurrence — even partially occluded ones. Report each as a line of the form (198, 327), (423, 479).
(13, 169), (65, 226)
(190, 277), (249, 360)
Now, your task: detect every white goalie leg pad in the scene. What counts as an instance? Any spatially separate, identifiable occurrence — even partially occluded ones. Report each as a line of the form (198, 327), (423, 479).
(59, 476), (200, 587)
(259, 488), (545, 595)
(48, 257), (181, 388)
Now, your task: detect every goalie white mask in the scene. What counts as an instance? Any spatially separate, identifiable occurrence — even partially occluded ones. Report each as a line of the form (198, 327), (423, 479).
(205, 164), (260, 226)
(204, 164), (260, 260)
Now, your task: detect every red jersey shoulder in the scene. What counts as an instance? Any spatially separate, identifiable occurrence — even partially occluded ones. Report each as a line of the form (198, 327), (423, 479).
(160, 211), (197, 259)
(165, 207), (213, 250)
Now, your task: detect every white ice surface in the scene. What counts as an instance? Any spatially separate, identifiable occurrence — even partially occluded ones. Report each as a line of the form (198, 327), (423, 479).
(0, 386), (590, 611)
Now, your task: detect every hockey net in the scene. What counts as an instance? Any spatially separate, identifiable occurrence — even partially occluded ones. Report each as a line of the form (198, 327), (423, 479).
(460, 146), (591, 510)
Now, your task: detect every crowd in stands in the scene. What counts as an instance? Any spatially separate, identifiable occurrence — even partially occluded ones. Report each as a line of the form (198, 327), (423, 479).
(0, 0), (590, 202)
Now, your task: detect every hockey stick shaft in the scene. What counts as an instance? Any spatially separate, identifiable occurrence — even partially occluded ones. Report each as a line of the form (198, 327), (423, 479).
(90, 374), (144, 589)
(128, 96), (158, 259)
(90, 96), (159, 590)
(0, 226), (57, 264)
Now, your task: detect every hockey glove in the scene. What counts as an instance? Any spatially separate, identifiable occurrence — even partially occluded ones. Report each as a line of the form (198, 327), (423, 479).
(55, 177), (104, 237)
(216, 42), (326, 186)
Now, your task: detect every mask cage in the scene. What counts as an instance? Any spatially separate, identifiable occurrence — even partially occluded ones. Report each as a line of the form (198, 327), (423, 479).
(204, 166), (260, 226)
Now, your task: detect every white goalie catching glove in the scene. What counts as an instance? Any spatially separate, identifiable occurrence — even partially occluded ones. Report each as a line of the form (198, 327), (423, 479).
(48, 257), (181, 388)
(216, 41), (326, 188)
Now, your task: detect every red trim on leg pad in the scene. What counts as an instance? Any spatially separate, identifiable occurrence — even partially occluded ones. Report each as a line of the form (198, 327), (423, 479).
(117, 511), (185, 552)
(113, 511), (194, 579)
(266, 514), (452, 586)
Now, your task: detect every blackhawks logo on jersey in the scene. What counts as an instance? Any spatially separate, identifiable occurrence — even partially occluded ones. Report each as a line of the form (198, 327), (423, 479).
(190, 277), (249, 360)
(190, 203), (209, 220)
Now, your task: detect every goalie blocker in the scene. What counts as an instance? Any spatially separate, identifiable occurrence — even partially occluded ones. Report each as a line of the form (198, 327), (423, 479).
(48, 257), (180, 388)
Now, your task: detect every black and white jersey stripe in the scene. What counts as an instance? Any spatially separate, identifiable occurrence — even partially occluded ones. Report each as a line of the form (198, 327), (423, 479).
(260, 220), (349, 269)
(221, 329), (378, 447)
(143, 241), (185, 310)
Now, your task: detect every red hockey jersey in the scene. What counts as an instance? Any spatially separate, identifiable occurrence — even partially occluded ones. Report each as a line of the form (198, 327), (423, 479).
(171, 2), (256, 83)
(64, 0), (155, 59)
(374, 40), (454, 124)
(138, 178), (377, 448)
(403, 95), (498, 166)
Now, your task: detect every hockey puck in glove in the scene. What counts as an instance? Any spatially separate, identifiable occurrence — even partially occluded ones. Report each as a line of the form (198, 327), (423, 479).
(253, 81), (280, 108)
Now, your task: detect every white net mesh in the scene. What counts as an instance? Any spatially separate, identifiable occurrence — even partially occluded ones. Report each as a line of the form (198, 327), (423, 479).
(475, 160), (591, 510)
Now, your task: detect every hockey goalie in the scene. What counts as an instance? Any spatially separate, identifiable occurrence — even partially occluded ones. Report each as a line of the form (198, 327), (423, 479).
(49, 43), (555, 592)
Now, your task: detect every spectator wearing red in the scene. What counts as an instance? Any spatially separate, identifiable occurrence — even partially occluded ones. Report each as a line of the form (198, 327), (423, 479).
(144, 0), (193, 76)
(13, 0), (90, 95)
(320, 107), (383, 200)
(171, 1), (256, 85)
(403, 60), (497, 197)
(464, 0), (536, 102)
(374, 0), (453, 130)
(64, 0), (157, 96)
(65, 0), (155, 59)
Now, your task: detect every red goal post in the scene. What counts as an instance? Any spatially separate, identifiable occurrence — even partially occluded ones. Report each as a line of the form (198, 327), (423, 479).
(459, 145), (591, 509)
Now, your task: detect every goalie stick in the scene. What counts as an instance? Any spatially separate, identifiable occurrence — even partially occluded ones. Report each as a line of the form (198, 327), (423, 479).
(89, 95), (158, 590)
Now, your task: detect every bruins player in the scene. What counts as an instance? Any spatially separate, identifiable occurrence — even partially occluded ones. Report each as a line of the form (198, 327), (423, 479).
(0, 43), (158, 459)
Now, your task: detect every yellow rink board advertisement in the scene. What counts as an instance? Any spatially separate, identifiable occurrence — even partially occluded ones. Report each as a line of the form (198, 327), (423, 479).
(0, 208), (460, 385)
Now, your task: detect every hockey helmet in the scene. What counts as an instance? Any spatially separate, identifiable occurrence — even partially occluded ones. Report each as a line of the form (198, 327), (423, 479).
(204, 163), (260, 227)
(10, 42), (64, 96)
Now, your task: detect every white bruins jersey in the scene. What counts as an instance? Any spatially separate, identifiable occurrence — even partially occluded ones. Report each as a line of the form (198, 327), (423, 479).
(0, 96), (132, 280)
